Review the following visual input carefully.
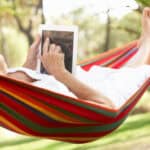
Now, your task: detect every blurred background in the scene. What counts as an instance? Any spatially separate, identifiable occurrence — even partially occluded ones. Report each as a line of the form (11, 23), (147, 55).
(0, 0), (150, 149)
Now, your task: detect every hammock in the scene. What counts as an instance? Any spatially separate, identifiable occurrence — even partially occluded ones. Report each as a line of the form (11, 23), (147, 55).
(0, 41), (150, 144)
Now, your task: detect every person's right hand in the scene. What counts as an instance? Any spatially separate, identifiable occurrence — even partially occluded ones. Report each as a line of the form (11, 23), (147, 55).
(40, 38), (67, 77)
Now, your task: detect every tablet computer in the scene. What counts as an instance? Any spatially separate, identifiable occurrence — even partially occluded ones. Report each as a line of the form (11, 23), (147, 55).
(37, 24), (78, 75)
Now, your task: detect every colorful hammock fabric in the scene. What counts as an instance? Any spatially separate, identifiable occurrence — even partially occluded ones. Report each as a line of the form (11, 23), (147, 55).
(0, 41), (150, 144)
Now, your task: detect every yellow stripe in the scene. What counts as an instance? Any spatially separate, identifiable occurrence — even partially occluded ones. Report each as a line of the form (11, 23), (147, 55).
(0, 116), (30, 136)
(1, 115), (98, 142)
(1, 88), (76, 123)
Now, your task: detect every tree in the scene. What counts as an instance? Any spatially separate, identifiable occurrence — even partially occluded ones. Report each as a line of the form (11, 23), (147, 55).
(0, 0), (44, 66)
(135, 0), (150, 7)
(103, 9), (111, 51)
(0, 0), (44, 45)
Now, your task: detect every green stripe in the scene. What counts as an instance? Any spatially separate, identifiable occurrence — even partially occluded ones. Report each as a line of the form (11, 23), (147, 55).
(2, 88), (117, 117)
(28, 88), (117, 117)
(49, 104), (94, 123)
(1, 104), (126, 134)
(29, 94), (96, 123)
(3, 91), (97, 124)
(44, 93), (117, 117)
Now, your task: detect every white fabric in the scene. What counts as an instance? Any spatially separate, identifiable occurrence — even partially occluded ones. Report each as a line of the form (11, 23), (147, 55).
(8, 65), (150, 108)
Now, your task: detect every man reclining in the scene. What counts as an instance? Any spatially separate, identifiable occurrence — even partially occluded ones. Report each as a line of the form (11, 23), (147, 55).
(0, 8), (150, 109)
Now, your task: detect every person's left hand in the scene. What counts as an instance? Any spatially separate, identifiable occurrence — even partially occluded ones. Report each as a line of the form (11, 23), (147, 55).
(23, 35), (41, 70)
(0, 54), (8, 75)
(40, 38), (67, 77)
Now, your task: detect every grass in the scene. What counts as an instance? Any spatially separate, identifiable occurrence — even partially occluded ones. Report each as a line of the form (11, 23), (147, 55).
(0, 92), (150, 150)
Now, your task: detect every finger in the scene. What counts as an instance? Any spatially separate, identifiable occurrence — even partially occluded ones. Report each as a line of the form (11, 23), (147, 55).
(39, 55), (42, 61)
(30, 35), (41, 50)
(37, 53), (41, 59)
(49, 44), (56, 52)
(55, 45), (62, 53)
(43, 38), (49, 55)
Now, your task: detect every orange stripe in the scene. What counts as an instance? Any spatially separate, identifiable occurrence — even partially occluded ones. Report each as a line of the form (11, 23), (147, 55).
(1, 87), (83, 124)
(0, 116), (98, 142)
(0, 116), (30, 136)
(48, 136), (98, 142)
(79, 40), (137, 65)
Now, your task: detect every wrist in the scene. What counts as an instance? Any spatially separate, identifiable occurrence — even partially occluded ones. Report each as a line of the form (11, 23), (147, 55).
(54, 69), (69, 81)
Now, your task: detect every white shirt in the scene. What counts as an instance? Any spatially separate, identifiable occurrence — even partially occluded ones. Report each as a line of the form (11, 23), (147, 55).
(8, 65), (150, 108)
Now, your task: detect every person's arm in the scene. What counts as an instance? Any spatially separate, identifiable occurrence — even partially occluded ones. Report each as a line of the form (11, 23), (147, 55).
(55, 70), (115, 108)
(23, 35), (41, 70)
(5, 35), (41, 82)
(7, 71), (34, 82)
(41, 38), (115, 108)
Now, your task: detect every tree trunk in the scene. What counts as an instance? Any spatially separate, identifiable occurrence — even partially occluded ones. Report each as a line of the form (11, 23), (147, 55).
(12, 0), (45, 45)
(103, 10), (111, 51)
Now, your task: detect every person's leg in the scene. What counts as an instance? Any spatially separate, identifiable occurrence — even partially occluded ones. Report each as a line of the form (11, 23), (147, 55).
(125, 7), (150, 67)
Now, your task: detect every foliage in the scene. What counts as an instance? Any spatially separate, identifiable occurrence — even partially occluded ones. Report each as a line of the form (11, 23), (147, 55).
(52, 7), (142, 61)
(0, 0), (147, 65)
(135, 0), (150, 7)
(0, 0), (43, 66)
(0, 28), (28, 67)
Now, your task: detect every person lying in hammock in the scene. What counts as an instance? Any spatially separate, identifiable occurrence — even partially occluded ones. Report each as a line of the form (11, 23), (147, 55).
(0, 7), (150, 109)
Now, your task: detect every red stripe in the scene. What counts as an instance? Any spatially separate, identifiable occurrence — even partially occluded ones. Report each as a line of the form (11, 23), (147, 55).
(1, 81), (117, 123)
(82, 42), (137, 71)
(111, 50), (137, 68)
(1, 92), (116, 128)
(1, 82), (85, 124)
(0, 93), (72, 128)
(1, 110), (37, 135)
(0, 109), (115, 137)
(1, 77), (149, 124)
(1, 109), (118, 139)
(1, 84), (148, 143)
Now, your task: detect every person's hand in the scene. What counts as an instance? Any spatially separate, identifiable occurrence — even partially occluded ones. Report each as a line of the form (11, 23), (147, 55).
(40, 38), (67, 77)
(0, 54), (8, 75)
(23, 35), (41, 70)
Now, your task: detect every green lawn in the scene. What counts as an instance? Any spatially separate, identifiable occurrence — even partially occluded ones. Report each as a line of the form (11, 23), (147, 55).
(0, 92), (150, 150)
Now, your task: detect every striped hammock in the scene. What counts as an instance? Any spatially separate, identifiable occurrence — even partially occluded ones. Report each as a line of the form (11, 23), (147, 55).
(0, 41), (150, 144)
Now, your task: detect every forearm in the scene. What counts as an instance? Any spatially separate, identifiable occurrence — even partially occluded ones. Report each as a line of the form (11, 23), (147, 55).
(55, 71), (115, 108)
(7, 71), (34, 83)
